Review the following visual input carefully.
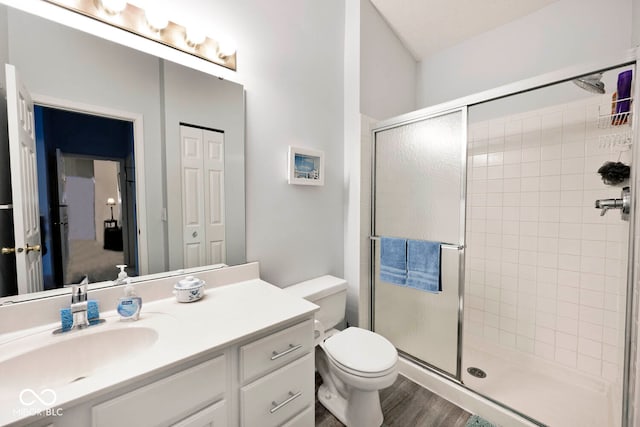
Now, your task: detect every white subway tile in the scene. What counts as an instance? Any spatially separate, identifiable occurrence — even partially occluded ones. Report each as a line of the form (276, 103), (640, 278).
(519, 221), (539, 236)
(561, 174), (584, 191)
(557, 301), (580, 319)
(499, 331), (517, 348)
(503, 150), (521, 165)
(558, 254), (580, 271)
(516, 336), (535, 353)
(557, 270), (580, 287)
(539, 222), (560, 238)
(503, 192), (520, 207)
(536, 326), (556, 344)
(520, 177), (540, 192)
(556, 332), (578, 351)
(487, 165), (504, 180)
(577, 354), (601, 375)
(541, 144), (562, 160)
(556, 347), (578, 367)
(579, 321), (603, 341)
(487, 179), (504, 193)
(537, 311), (556, 329)
(559, 223), (582, 239)
(540, 175), (560, 191)
(539, 207), (560, 222)
(557, 315), (579, 335)
(522, 160), (542, 178)
(561, 142), (585, 159)
(580, 256), (606, 275)
(580, 306), (604, 325)
(503, 178), (521, 192)
(578, 337), (602, 359)
(503, 164), (521, 178)
(541, 160), (562, 176)
(488, 152), (503, 166)
(535, 340), (555, 360)
(538, 238), (559, 253)
(520, 207), (539, 221)
(560, 190), (583, 207)
(558, 285), (579, 302)
(522, 147), (541, 162)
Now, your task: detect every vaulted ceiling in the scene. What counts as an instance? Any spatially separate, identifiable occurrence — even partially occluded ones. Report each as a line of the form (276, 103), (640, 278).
(370, 0), (559, 60)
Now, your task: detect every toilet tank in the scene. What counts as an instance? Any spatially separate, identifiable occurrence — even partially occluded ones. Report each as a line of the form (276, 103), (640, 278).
(284, 275), (347, 331)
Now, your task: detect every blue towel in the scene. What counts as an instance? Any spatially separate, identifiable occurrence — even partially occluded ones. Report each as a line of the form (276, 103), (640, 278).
(407, 240), (441, 293)
(380, 237), (407, 285)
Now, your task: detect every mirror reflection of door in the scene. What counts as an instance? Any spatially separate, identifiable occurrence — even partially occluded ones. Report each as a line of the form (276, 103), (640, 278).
(35, 106), (138, 288)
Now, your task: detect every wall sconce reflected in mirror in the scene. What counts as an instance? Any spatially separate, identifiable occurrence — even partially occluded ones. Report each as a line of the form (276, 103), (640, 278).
(43, 0), (237, 71)
(106, 197), (116, 221)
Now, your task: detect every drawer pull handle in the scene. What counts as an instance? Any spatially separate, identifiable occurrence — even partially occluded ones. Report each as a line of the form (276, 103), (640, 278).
(270, 391), (302, 414)
(271, 344), (302, 360)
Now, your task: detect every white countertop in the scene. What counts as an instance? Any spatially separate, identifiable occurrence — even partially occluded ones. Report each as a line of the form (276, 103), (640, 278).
(0, 278), (318, 426)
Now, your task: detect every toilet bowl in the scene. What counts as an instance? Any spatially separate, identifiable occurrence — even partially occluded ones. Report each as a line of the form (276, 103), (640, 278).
(285, 275), (398, 427)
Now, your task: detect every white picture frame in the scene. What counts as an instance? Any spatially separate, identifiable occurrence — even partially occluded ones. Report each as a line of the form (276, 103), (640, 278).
(288, 146), (325, 186)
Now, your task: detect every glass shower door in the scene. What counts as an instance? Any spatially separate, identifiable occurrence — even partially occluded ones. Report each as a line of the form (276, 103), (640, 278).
(372, 108), (466, 377)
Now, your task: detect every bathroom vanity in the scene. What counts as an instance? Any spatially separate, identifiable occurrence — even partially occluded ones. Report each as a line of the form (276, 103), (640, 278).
(0, 263), (318, 427)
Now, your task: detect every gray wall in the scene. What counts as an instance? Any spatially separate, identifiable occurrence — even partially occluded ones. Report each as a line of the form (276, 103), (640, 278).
(360, 0), (417, 120)
(416, 0), (634, 107)
(163, 60), (246, 268)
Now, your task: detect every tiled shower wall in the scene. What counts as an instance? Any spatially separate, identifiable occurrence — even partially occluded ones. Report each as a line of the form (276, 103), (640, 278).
(464, 96), (630, 382)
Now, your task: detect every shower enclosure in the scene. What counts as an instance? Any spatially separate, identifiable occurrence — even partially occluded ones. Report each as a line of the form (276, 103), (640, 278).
(370, 59), (637, 426)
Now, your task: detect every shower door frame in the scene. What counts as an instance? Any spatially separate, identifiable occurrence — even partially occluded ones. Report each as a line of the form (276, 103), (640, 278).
(369, 48), (640, 427)
(370, 106), (468, 381)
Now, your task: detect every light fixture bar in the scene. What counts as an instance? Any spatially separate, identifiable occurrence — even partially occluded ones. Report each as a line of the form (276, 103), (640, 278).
(43, 0), (237, 71)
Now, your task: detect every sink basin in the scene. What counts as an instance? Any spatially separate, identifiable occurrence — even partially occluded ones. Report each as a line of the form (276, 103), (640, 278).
(0, 326), (158, 400)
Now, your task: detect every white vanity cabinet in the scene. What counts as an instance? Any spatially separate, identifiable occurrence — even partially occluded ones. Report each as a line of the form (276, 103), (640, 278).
(28, 316), (315, 427)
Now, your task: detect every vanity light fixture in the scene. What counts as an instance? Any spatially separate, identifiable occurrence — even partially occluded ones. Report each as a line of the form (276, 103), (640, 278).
(144, 6), (169, 32)
(43, 0), (237, 71)
(185, 26), (207, 47)
(99, 0), (127, 15)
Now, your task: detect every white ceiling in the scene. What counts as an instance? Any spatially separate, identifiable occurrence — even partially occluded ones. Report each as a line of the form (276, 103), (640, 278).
(370, 0), (559, 60)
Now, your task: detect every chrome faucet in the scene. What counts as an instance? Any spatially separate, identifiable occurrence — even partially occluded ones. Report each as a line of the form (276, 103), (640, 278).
(70, 282), (89, 328)
(53, 277), (105, 334)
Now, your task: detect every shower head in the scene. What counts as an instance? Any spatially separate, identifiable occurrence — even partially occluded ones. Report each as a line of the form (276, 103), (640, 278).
(573, 73), (605, 94)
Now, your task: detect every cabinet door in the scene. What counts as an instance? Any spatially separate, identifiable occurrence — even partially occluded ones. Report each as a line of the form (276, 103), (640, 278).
(172, 400), (226, 427)
(92, 355), (226, 427)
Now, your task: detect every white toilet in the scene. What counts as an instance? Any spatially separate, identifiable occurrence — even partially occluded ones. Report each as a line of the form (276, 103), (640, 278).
(285, 275), (398, 427)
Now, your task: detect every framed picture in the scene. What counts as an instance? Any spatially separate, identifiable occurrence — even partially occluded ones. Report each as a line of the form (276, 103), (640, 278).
(288, 146), (324, 186)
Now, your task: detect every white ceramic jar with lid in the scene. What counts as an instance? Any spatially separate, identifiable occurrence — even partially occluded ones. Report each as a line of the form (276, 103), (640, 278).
(173, 276), (205, 302)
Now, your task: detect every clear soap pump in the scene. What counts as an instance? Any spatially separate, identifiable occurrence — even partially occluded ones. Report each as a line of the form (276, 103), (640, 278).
(115, 265), (142, 321)
(114, 264), (128, 285)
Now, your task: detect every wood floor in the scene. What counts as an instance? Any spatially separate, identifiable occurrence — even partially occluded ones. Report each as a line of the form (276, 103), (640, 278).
(315, 373), (471, 427)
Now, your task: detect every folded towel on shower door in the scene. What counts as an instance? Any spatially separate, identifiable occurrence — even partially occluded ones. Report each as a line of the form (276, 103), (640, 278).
(380, 237), (407, 285)
(407, 239), (441, 293)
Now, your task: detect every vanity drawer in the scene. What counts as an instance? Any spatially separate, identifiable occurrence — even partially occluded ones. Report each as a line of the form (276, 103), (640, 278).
(240, 319), (313, 383)
(92, 355), (226, 427)
(281, 406), (314, 427)
(171, 399), (226, 427)
(240, 352), (314, 427)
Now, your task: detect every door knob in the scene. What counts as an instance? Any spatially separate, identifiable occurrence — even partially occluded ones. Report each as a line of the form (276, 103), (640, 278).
(25, 244), (41, 253)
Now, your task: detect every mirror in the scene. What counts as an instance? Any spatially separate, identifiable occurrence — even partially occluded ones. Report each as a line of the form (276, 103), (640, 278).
(0, 3), (245, 301)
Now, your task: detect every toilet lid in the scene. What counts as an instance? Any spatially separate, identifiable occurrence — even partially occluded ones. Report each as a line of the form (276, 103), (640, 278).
(323, 327), (397, 374)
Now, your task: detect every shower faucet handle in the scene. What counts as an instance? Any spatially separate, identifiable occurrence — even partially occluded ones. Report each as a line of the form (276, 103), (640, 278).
(594, 187), (630, 220)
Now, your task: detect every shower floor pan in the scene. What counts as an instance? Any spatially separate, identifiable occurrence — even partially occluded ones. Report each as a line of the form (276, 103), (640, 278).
(462, 338), (615, 427)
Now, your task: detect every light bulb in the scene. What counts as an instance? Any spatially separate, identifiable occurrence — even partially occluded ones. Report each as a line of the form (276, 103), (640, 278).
(185, 26), (207, 47)
(216, 36), (237, 58)
(145, 6), (169, 32)
(100, 0), (127, 15)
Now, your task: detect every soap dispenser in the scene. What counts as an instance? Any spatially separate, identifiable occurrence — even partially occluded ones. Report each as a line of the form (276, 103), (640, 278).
(117, 279), (142, 321)
(114, 264), (128, 285)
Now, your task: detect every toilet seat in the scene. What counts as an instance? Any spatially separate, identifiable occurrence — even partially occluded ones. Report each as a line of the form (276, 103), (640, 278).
(323, 327), (397, 377)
